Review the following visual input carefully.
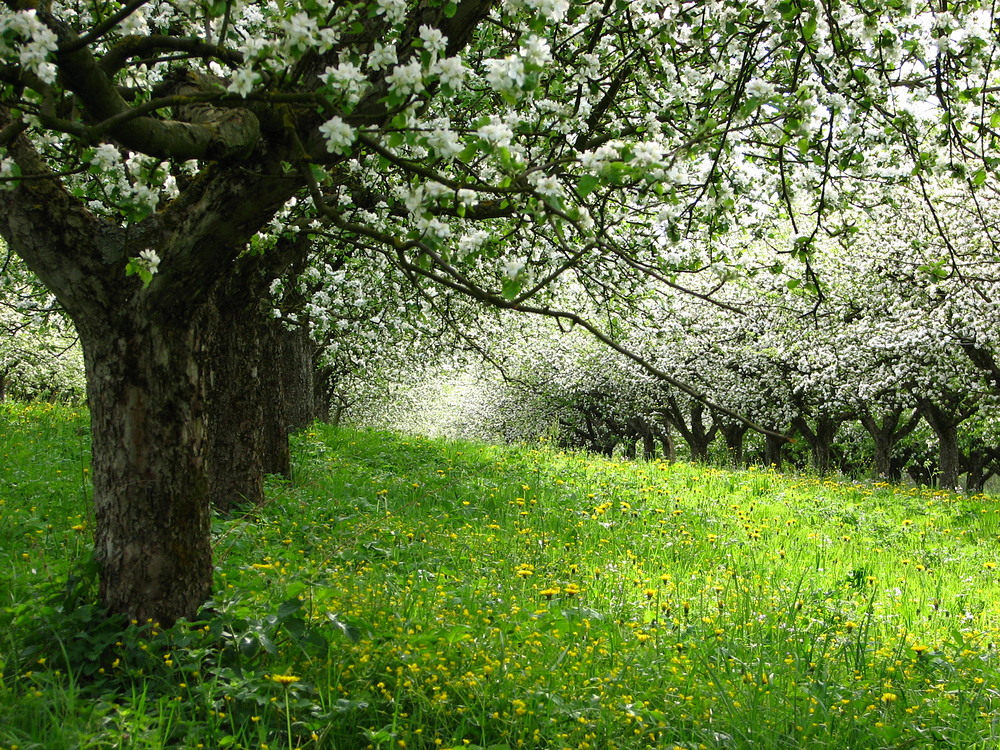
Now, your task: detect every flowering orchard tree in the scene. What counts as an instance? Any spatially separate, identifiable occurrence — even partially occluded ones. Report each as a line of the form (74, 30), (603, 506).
(1, 0), (998, 622)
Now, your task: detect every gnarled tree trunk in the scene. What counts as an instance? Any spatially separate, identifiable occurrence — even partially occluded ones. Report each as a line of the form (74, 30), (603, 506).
(82, 309), (214, 624)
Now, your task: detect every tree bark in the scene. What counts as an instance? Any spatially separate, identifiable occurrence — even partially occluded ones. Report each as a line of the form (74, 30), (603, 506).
(657, 399), (717, 462)
(0, 116), (299, 623)
(714, 416), (749, 467)
(82, 311), (213, 626)
(918, 399), (966, 490)
(202, 277), (266, 515)
(281, 324), (318, 432)
(791, 415), (843, 475)
(764, 432), (784, 469)
(858, 407), (920, 482)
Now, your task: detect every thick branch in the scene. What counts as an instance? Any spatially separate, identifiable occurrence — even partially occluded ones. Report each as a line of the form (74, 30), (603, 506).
(45, 14), (259, 160)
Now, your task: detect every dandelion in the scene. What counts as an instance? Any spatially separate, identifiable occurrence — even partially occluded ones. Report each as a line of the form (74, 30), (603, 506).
(270, 674), (300, 685)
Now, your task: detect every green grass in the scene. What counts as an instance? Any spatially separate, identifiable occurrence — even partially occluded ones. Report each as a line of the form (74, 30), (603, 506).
(2, 401), (1000, 749)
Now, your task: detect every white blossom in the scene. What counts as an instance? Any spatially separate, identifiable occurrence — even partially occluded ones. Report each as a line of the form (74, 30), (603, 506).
(745, 78), (774, 99)
(283, 12), (319, 49)
(90, 144), (121, 170)
(138, 248), (161, 275)
(319, 116), (356, 154)
(323, 61), (369, 103)
(521, 35), (551, 67)
(228, 67), (259, 97)
(502, 258), (526, 278)
(386, 60), (425, 97)
(426, 125), (463, 160)
(368, 42), (398, 71)
(477, 120), (514, 148)
(485, 56), (526, 95)
(528, 172), (563, 199)
(375, 0), (408, 25)
(433, 56), (467, 90)
(418, 25), (448, 57)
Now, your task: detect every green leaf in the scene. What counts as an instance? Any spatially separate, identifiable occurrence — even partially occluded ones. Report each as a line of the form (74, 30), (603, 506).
(326, 612), (363, 642)
(802, 13), (817, 41)
(577, 174), (600, 199)
(501, 277), (522, 301)
(972, 167), (987, 186)
(443, 1), (458, 17)
(286, 581), (308, 599)
(277, 597), (303, 620)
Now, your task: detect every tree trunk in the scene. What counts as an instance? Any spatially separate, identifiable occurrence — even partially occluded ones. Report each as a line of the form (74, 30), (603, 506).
(313, 362), (334, 423)
(202, 278), (266, 515)
(658, 426), (676, 462)
(791, 415), (842, 475)
(715, 417), (749, 467)
(764, 433), (784, 469)
(964, 450), (988, 494)
(657, 400), (717, 462)
(281, 324), (318, 433)
(858, 408), (920, 482)
(82, 313), (213, 626)
(919, 399), (967, 491)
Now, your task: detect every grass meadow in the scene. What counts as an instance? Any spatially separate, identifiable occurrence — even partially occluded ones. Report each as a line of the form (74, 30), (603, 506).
(2, 401), (1000, 749)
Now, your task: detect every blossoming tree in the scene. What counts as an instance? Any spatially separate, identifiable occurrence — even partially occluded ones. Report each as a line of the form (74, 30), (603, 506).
(1, 0), (997, 623)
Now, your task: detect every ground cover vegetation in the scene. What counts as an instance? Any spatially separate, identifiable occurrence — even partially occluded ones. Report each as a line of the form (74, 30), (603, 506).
(4, 403), (1000, 749)
(4, 0), (1000, 625)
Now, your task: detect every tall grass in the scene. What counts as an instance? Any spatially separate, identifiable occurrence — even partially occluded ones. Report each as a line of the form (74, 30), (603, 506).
(1, 402), (999, 749)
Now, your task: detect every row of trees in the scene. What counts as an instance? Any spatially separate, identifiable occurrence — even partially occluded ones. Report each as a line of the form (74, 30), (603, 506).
(379, 186), (998, 492)
(2, 0), (1000, 624)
